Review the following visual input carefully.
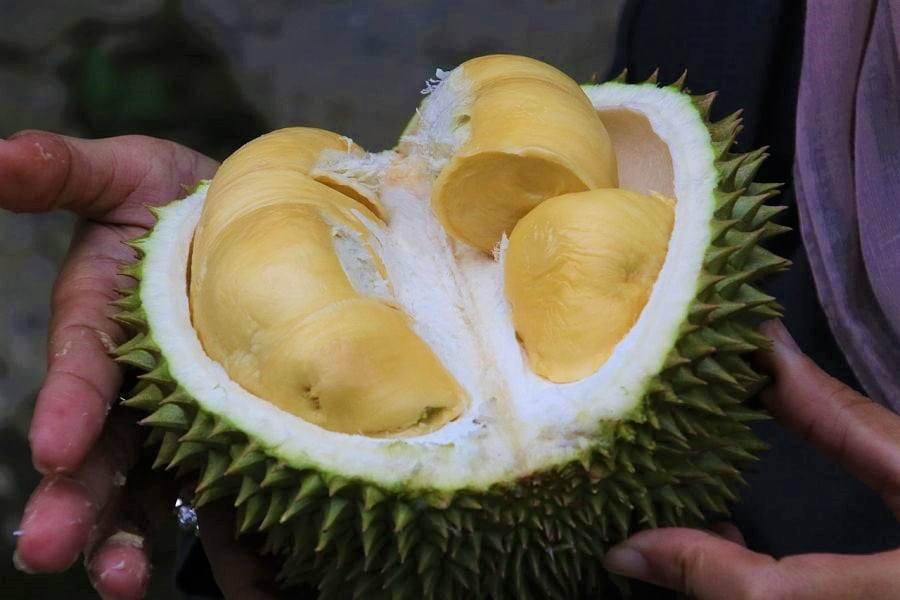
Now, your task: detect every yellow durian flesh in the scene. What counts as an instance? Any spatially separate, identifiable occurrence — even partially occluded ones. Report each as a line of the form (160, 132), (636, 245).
(207, 127), (384, 216)
(188, 56), (677, 438)
(255, 299), (466, 436)
(189, 129), (467, 437)
(504, 189), (675, 383)
(431, 55), (618, 253)
(190, 203), (360, 376)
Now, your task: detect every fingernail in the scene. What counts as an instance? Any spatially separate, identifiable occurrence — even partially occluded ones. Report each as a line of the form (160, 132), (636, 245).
(106, 530), (144, 549)
(762, 320), (800, 354)
(603, 544), (649, 578)
(12, 550), (34, 574)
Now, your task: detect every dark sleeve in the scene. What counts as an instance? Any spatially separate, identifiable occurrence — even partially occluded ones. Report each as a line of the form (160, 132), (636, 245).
(611, 0), (900, 566)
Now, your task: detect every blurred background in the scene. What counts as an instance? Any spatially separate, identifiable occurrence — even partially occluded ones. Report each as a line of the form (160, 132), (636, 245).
(0, 1), (626, 597)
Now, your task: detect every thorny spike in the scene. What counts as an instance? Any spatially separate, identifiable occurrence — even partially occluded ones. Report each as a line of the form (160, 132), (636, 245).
(161, 387), (194, 407)
(260, 489), (290, 530)
(239, 495), (266, 533)
(113, 332), (156, 356)
(121, 383), (163, 411)
(140, 403), (191, 431)
(115, 349), (157, 371)
(152, 432), (179, 470)
(111, 292), (141, 311)
(167, 441), (207, 470)
(692, 90), (718, 119)
(138, 360), (171, 384)
(296, 473), (326, 501)
(235, 476), (260, 507)
(362, 486), (386, 510)
(194, 484), (233, 508)
(695, 357), (740, 388)
(179, 411), (214, 444)
(260, 463), (295, 489)
(393, 503), (417, 533)
(118, 262), (142, 280)
(225, 442), (267, 477)
(197, 450), (230, 492)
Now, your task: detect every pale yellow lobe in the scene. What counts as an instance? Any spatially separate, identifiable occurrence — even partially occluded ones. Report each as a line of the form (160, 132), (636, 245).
(191, 204), (359, 376)
(208, 127), (384, 216)
(189, 127), (467, 437)
(431, 55), (618, 253)
(504, 189), (675, 383)
(188, 57), (679, 439)
(254, 299), (466, 436)
(193, 169), (379, 251)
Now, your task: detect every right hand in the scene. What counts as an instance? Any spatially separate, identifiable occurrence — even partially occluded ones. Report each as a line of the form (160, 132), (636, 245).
(603, 320), (900, 599)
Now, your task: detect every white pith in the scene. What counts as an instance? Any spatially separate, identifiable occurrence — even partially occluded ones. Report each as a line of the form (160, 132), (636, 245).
(140, 76), (716, 491)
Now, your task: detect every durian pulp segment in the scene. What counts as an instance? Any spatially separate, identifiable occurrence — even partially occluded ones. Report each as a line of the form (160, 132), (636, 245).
(189, 129), (467, 437)
(142, 78), (713, 489)
(190, 56), (672, 445)
(429, 55), (619, 253)
(505, 190), (675, 383)
(190, 56), (680, 443)
(205, 127), (385, 216)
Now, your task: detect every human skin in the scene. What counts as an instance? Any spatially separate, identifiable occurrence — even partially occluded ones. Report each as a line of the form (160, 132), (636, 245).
(3, 132), (898, 599)
(604, 320), (900, 600)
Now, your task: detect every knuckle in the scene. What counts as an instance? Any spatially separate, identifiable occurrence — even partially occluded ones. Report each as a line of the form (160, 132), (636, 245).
(678, 545), (710, 597)
(736, 574), (778, 600)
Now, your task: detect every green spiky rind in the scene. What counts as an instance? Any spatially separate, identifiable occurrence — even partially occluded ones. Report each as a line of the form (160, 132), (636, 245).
(111, 73), (787, 599)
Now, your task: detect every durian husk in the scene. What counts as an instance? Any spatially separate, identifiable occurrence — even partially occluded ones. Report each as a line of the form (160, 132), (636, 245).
(111, 72), (788, 599)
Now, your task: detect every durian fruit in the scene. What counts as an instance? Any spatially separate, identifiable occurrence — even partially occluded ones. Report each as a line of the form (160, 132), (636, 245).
(113, 55), (787, 599)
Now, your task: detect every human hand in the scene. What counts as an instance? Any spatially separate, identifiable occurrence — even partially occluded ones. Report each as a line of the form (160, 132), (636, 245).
(602, 320), (900, 599)
(3, 130), (218, 598)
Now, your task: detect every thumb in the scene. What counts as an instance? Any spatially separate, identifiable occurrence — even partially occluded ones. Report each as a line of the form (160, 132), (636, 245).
(755, 320), (900, 518)
(0, 130), (217, 225)
(603, 528), (900, 600)
(603, 528), (772, 599)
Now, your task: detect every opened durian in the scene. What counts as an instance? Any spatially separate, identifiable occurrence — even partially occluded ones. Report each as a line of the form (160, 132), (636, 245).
(113, 55), (788, 598)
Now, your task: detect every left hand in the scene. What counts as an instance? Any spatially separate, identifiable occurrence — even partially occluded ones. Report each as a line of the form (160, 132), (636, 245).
(2, 129), (295, 599)
(602, 320), (900, 599)
(3, 130), (217, 598)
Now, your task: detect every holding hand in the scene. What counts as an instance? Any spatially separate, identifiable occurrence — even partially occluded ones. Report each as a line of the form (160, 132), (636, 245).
(603, 320), (900, 599)
(3, 130), (217, 599)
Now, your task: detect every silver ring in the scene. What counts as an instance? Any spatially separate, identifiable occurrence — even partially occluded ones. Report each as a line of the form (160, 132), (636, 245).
(175, 497), (200, 536)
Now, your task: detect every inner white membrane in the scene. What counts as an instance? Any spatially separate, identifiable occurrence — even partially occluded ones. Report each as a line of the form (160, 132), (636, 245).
(141, 74), (716, 490)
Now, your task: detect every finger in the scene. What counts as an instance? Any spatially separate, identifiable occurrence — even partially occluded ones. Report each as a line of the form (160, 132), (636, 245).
(0, 130), (218, 225)
(86, 528), (150, 600)
(29, 220), (139, 473)
(198, 502), (284, 600)
(604, 528), (900, 600)
(755, 320), (900, 518)
(86, 464), (175, 600)
(15, 411), (138, 573)
(604, 528), (771, 599)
